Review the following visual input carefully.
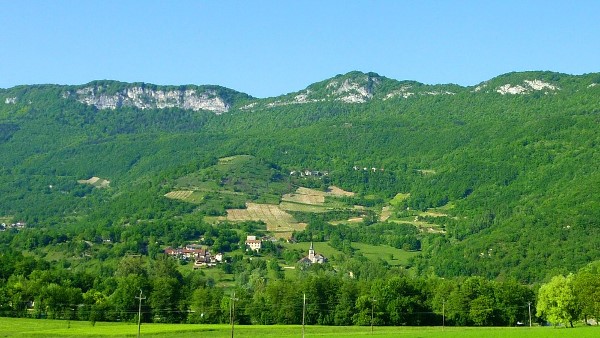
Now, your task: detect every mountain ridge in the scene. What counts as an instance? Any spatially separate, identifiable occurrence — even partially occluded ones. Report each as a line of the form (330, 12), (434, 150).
(3, 70), (600, 113)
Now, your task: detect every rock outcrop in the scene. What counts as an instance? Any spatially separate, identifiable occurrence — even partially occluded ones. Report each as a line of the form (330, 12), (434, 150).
(69, 84), (232, 114)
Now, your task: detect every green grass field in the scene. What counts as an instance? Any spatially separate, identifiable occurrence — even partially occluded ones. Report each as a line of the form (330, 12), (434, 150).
(1, 317), (598, 338)
(351, 242), (418, 266)
(282, 242), (417, 267)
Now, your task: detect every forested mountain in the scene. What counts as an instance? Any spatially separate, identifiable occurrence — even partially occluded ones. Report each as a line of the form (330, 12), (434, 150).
(1, 70), (599, 285)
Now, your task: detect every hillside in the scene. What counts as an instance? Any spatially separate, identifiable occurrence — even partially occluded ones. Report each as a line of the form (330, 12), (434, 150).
(1, 71), (600, 282)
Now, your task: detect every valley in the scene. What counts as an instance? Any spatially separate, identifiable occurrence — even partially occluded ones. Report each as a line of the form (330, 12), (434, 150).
(1, 70), (599, 327)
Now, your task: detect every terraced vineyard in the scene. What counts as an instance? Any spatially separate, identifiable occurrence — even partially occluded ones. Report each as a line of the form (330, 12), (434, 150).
(226, 202), (305, 237)
(164, 190), (194, 200)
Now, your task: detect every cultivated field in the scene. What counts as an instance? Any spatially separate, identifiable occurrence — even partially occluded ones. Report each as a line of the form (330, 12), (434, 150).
(1, 317), (598, 338)
(279, 186), (354, 214)
(226, 202), (306, 237)
(223, 186), (357, 237)
(282, 191), (325, 204)
(164, 190), (207, 203)
(164, 190), (194, 200)
(282, 186), (354, 205)
(279, 201), (329, 213)
(327, 185), (355, 197)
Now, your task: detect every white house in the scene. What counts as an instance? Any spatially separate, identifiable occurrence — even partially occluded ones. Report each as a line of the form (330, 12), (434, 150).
(245, 235), (262, 252)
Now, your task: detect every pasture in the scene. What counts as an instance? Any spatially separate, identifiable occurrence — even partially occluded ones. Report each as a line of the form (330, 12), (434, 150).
(1, 317), (598, 338)
(351, 242), (418, 266)
(282, 241), (416, 267)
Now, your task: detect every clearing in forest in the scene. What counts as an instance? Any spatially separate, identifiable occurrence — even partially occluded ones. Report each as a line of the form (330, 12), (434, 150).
(77, 176), (110, 188)
(392, 217), (446, 234)
(416, 169), (436, 175)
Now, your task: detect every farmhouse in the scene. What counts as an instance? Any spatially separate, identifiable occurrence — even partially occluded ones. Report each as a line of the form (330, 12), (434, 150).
(245, 235), (262, 252)
(298, 242), (327, 265)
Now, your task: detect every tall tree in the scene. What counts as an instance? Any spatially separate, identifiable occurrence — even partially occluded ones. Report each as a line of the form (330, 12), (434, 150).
(536, 274), (579, 327)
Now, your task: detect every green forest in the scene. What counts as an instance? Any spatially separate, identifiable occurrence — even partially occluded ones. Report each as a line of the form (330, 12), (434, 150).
(0, 71), (599, 327)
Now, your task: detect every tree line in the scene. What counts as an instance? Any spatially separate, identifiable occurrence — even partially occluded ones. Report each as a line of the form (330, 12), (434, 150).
(1, 247), (598, 327)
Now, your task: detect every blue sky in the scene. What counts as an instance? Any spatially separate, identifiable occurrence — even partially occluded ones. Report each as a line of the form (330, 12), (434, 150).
(1, 0), (599, 97)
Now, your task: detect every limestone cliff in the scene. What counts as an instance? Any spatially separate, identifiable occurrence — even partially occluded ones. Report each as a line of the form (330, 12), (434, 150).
(66, 82), (249, 114)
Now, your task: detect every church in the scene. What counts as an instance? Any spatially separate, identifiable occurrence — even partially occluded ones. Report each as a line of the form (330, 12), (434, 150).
(298, 242), (327, 264)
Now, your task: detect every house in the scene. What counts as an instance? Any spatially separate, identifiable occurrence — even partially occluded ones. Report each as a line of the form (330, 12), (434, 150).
(2, 222), (26, 230)
(298, 242), (327, 265)
(245, 235), (262, 252)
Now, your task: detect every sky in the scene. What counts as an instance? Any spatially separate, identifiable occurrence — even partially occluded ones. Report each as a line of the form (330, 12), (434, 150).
(1, 0), (599, 98)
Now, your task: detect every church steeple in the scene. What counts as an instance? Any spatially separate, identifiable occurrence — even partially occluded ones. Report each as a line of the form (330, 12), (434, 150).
(308, 242), (315, 261)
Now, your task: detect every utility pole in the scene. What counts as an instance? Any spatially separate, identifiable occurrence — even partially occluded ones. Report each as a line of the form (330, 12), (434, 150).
(302, 293), (306, 338)
(230, 291), (238, 338)
(136, 289), (146, 338)
(442, 300), (445, 331)
(528, 302), (532, 327)
(371, 298), (376, 334)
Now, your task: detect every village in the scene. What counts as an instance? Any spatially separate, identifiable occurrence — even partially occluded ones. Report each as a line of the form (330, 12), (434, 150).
(163, 235), (327, 270)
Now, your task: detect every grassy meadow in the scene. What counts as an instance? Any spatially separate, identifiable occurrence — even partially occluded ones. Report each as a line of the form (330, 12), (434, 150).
(1, 317), (599, 338)
(351, 242), (418, 266)
(282, 241), (417, 267)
